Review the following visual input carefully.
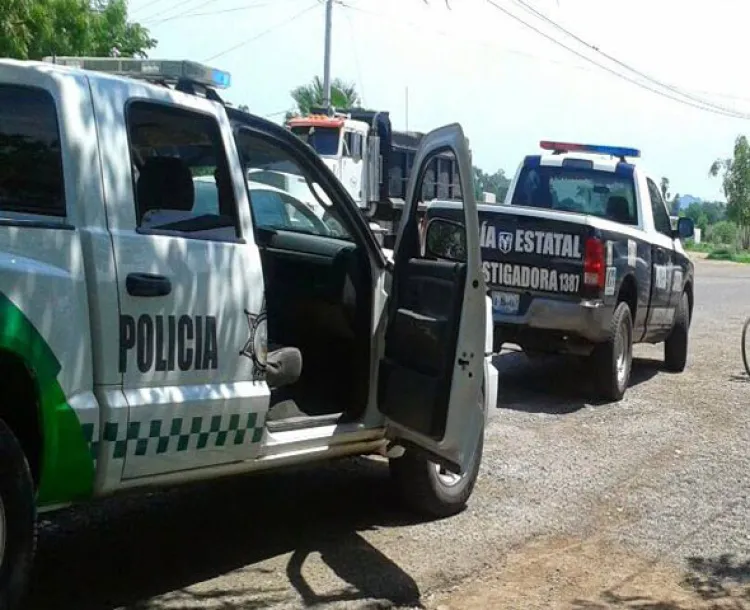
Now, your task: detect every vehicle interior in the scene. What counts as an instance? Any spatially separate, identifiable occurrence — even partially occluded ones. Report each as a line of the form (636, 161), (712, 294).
(233, 127), (376, 431)
(128, 102), (468, 440)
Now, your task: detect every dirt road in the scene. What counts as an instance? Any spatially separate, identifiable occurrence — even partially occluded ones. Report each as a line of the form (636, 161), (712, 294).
(27, 257), (750, 610)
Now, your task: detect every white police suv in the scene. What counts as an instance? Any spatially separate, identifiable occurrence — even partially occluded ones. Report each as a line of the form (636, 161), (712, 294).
(0, 56), (498, 608)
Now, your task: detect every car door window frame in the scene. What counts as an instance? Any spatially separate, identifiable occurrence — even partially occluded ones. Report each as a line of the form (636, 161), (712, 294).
(125, 99), (244, 244)
(0, 83), (69, 223)
(646, 178), (673, 238)
(230, 121), (385, 261)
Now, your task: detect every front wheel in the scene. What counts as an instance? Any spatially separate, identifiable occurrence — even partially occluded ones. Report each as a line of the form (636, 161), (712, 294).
(389, 388), (485, 519)
(0, 419), (36, 610)
(591, 301), (633, 402)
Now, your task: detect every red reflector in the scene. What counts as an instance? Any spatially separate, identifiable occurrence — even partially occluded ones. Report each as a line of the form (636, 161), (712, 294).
(583, 237), (605, 289)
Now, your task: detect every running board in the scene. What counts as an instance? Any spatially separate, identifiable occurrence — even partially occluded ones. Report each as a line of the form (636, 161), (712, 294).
(265, 412), (343, 433)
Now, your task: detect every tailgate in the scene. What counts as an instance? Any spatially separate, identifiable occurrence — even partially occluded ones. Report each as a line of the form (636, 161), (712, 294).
(478, 208), (589, 314)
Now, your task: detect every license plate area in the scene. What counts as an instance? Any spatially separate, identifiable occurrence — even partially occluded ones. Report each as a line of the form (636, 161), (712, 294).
(491, 290), (520, 315)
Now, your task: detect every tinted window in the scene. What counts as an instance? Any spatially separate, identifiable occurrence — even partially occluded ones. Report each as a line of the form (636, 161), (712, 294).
(251, 189), (289, 228)
(510, 163), (638, 225)
(0, 85), (65, 217)
(127, 102), (238, 238)
(647, 178), (673, 236)
(290, 125), (340, 156)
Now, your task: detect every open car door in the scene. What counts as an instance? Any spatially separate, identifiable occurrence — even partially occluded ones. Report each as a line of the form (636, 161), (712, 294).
(378, 123), (486, 475)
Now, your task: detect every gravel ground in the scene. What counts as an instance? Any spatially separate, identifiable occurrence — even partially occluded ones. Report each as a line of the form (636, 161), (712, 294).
(25, 257), (750, 610)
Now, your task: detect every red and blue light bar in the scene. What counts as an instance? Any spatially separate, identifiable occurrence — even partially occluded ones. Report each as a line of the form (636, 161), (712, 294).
(540, 140), (641, 159)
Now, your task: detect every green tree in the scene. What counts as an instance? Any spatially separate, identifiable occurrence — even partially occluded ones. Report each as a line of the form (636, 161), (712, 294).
(707, 220), (738, 246)
(710, 135), (750, 248)
(0, 0), (155, 60)
(287, 76), (360, 120)
(684, 202), (709, 234)
(473, 166), (510, 203)
(670, 192), (681, 216)
(660, 176), (670, 201)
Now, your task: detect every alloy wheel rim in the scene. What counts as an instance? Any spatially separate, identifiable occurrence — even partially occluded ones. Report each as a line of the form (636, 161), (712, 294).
(616, 321), (630, 387)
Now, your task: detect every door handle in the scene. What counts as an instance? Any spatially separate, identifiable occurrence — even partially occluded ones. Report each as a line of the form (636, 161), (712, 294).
(126, 273), (172, 297)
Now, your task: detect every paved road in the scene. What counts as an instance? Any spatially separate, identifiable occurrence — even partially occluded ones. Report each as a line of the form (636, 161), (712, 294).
(27, 257), (750, 610)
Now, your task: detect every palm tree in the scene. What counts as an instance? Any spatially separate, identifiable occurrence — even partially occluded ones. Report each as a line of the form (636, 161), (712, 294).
(287, 76), (361, 120)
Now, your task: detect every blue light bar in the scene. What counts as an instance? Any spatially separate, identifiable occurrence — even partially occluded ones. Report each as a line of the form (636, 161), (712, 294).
(42, 57), (232, 90)
(540, 140), (641, 158)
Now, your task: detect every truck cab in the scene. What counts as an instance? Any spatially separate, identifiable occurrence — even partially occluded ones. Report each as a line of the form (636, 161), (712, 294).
(287, 113), (372, 206)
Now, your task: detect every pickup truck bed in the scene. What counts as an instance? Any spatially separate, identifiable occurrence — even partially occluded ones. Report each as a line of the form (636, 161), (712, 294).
(424, 145), (695, 402)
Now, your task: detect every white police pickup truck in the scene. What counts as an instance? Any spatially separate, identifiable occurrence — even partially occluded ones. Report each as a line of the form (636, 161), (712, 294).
(0, 57), (498, 608)
(423, 141), (695, 402)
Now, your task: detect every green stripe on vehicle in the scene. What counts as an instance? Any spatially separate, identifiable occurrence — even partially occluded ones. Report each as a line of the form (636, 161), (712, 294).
(0, 292), (94, 505)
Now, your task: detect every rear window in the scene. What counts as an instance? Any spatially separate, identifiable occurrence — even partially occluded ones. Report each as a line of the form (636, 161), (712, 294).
(0, 85), (65, 217)
(510, 163), (638, 225)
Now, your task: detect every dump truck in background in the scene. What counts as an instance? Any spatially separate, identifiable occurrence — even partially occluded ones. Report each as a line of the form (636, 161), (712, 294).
(286, 107), (466, 246)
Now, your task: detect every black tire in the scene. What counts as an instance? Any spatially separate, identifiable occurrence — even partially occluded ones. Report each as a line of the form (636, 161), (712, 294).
(389, 387), (485, 519)
(664, 292), (690, 373)
(0, 419), (36, 610)
(591, 301), (633, 402)
(742, 316), (750, 378)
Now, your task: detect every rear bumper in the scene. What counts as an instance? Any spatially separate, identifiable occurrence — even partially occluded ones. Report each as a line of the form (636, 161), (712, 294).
(492, 296), (613, 353)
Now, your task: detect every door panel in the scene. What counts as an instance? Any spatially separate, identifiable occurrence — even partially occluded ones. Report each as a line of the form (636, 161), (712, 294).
(91, 85), (270, 481)
(379, 124), (485, 475)
(379, 258), (466, 440)
(645, 178), (677, 332)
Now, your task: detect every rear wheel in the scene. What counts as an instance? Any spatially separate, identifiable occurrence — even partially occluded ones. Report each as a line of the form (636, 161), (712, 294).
(591, 301), (633, 402)
(0, 419), (36, 610)
(389, 387), (485, 519)
(664, 292), (690, 373)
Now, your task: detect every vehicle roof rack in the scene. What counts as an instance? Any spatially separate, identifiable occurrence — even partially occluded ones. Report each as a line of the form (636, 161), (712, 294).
(41, 56), (231, 104)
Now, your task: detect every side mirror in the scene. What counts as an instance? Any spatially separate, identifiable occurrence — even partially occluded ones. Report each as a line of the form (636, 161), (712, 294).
(675, 217), (694, 240)
(424, 217), (466, 262)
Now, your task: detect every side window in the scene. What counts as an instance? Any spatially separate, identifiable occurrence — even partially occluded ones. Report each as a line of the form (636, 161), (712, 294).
(127, 101), (238, 239)
(250, 189), (289, 228)
(0, 85), (65, 217)
(647, 178), (673, 237)
(235, 129), (352, 241)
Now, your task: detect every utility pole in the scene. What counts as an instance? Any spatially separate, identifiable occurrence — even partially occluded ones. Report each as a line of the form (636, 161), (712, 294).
(322, 0), (333, 113)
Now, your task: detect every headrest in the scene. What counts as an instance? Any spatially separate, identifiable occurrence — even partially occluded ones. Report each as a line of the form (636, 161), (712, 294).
(606, 196), (631, 224)
(136, 156), (195, 220)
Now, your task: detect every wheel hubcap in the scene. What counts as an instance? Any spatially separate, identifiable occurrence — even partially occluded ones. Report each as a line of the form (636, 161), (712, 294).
(616, 322), (630, 387)
(0, 496), (6, 567)
(433, 463), (463, 487)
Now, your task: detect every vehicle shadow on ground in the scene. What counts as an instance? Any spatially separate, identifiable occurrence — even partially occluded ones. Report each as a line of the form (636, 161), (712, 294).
(493, 351), (662, 415)
(571, 553), (750, 609)
(26, 457), (426, 610)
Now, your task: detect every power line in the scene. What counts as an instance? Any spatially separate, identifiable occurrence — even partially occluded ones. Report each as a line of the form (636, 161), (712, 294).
(138, 0), (214, 24)
(340, 2), (366, 105)
(146, 0), (302, 25)
(202, 2), (320, 62)
(484, 0), (750, 120)
(506, 0), (750, 119)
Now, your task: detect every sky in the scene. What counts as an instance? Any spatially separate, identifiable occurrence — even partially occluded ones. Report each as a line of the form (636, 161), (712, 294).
(128, 0), (750, 202)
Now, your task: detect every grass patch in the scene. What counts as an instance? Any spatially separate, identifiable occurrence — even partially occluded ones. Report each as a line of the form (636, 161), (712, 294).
(706, 247), (750, 263)
(684, 241), (713, 253)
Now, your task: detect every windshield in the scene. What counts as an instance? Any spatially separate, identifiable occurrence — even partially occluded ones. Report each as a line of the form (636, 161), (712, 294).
(290, 125), (340, 156)
(510, 163), (638, 225)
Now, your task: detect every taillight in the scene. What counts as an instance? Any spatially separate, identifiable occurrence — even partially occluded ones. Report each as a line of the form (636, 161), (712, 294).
(583, 236), (605, 290)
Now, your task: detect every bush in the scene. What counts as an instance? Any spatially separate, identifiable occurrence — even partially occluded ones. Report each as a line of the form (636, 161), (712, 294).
(707, 220), (739, 246)
(707, 247), (736, 261)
